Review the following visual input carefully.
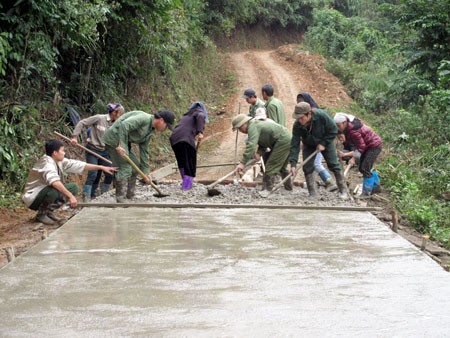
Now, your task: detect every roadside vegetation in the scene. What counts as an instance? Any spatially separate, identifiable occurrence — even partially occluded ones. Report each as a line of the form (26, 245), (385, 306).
(1, 1), (448, 247)
(303, 0), (450, 247)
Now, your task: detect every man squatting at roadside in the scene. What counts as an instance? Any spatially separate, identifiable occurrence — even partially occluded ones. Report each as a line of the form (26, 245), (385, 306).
(22, 140), (117, 225)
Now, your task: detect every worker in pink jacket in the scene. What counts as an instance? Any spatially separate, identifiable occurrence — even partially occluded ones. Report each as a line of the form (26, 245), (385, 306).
(334, 113), (382, 198)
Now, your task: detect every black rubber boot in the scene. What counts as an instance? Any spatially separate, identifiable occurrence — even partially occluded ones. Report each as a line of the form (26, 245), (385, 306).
(126, 175), (137, 199)
(115, 180), (127, 203)
(281, 172), (293, 191)
(305, 173), (318, 198)
(324, 177), (338, 192)
(262, 174), (274, 191)
(334, 171), (349, 200)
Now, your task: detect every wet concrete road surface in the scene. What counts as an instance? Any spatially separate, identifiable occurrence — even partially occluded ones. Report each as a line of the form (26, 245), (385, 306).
(1, 207), (450, 337)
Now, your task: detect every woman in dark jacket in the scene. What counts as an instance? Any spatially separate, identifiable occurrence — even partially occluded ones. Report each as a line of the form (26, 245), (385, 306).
(334, 112), (382, 197)
(170, 102), (208, 190)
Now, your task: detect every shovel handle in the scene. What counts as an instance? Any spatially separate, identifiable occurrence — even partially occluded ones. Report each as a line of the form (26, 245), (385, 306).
(207, 169), (238, 189)
(207, 160), (255, 189)
(267, 150), (319, 196)
(121, 153), (164, 195)
(343, 163), (352, 178)
(54, 131), (113, 165)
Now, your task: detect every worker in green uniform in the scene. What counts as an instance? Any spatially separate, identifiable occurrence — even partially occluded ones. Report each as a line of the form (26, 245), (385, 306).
(242, 88), (265, 118)
(262, 84), (286, 127)
(102, 110), (175, 202)
(289, 102), (348, 199)
(232, 114), (292, 191)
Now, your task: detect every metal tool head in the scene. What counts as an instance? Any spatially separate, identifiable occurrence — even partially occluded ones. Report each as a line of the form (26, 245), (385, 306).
(207, 188), (222, 197)
(153, 192), (170, 198)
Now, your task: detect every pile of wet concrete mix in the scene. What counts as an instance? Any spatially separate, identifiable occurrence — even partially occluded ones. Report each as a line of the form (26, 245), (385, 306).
(94, 179), (358, 207)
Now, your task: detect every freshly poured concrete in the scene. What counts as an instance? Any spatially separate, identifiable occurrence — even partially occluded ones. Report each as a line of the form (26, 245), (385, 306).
(1, 207), (449, 337)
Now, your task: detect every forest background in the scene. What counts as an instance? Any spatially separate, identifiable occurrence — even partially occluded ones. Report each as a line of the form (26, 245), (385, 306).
(0, 0), (448, 247)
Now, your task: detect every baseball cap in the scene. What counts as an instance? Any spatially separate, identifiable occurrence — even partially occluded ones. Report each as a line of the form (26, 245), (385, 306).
(242, 88), (256, 99)
(156, 110), (175, 130)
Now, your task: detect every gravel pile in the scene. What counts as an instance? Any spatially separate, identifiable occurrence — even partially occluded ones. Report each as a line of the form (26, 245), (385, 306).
(93, 180), (357, 207)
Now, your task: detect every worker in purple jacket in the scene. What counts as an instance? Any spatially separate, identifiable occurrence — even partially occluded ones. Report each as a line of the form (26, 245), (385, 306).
(334, 113), (382, 198)
(170, 102), (208, 190)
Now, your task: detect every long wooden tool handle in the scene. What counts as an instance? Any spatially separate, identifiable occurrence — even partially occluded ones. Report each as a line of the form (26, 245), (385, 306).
(269, 150), (319, 194)
(207, 160), (256, 189)
(343, 163), (352, 178)
(121, 153), (163, 195)
(54, 131), (113, 165)
(208, 169), (237, 189)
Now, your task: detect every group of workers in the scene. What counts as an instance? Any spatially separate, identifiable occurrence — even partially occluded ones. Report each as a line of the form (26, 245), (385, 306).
(233, 84), (382, 200)
(22, 84), (382, 225)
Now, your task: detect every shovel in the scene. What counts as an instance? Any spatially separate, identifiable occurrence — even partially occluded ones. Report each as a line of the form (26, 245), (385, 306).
(54, 131), (112, 165)
(207, 160), (255, 196)
(121, 153), (169, 198)
(259, 150), (319, 198)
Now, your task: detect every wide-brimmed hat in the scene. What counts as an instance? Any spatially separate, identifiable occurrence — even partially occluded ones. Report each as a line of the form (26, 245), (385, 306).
(292, 102), (311, 119)
(232, 114), (252, 130)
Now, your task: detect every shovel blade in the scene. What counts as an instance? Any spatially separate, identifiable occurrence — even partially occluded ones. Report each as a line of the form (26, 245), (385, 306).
(153, 193), (169, 198)
(207, 188), (222, 197)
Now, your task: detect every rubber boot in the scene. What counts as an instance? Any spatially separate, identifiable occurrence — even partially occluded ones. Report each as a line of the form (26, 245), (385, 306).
(126, 175), (137, 199)
(372, 171), (381, 193)
(82, 185), (92, 203)
(115, 180), (127, 203)
(357, 176), (375, 199)
(100, 183), (111, 195)
(281, 172), (293, 191)
(324, 177), (338, 192)
(318, 169), (331, 183)
(334, 171), (349, 200)
(182, 176), (194, 191)
(91, 183), (98, 199)
(46, 202), (67, 223)
(262, 174), (274, 191)
(35, 203), (56, 225)
(305, 173), (318, 198)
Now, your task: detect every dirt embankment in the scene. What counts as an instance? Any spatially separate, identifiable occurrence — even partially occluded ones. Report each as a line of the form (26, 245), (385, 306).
(1, 45), (448, 269)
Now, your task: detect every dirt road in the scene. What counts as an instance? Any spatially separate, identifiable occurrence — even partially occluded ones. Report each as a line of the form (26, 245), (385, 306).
(197, 45), (352, 180)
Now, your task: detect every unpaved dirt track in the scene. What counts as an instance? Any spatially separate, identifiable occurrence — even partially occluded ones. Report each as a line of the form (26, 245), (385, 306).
(197, 45), (351, 180)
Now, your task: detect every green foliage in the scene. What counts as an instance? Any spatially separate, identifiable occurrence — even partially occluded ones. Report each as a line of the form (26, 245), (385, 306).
(0, 32), (11, 77)
(305, 1), (450, 247)
(381, 157), (450, 247)
(204, 0), (331, 36)
(393, 0), (450, 82)
(0, 104), (43, 184)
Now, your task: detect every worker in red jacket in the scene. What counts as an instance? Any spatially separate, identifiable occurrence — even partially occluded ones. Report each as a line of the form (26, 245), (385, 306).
(334, 113), (382, 198)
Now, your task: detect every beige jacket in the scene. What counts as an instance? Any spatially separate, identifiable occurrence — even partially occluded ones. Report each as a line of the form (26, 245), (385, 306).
(72, 114), (113, 150)
(22, 155), (85, 207)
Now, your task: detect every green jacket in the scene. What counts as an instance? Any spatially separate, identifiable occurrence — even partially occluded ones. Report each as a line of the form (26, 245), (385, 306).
(290, 108), (337, 166)
(242, 119), (291, 164)
(102, 111), (155, 174)
(265, 96), (286, 126)
(248, 98), (265, 117)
